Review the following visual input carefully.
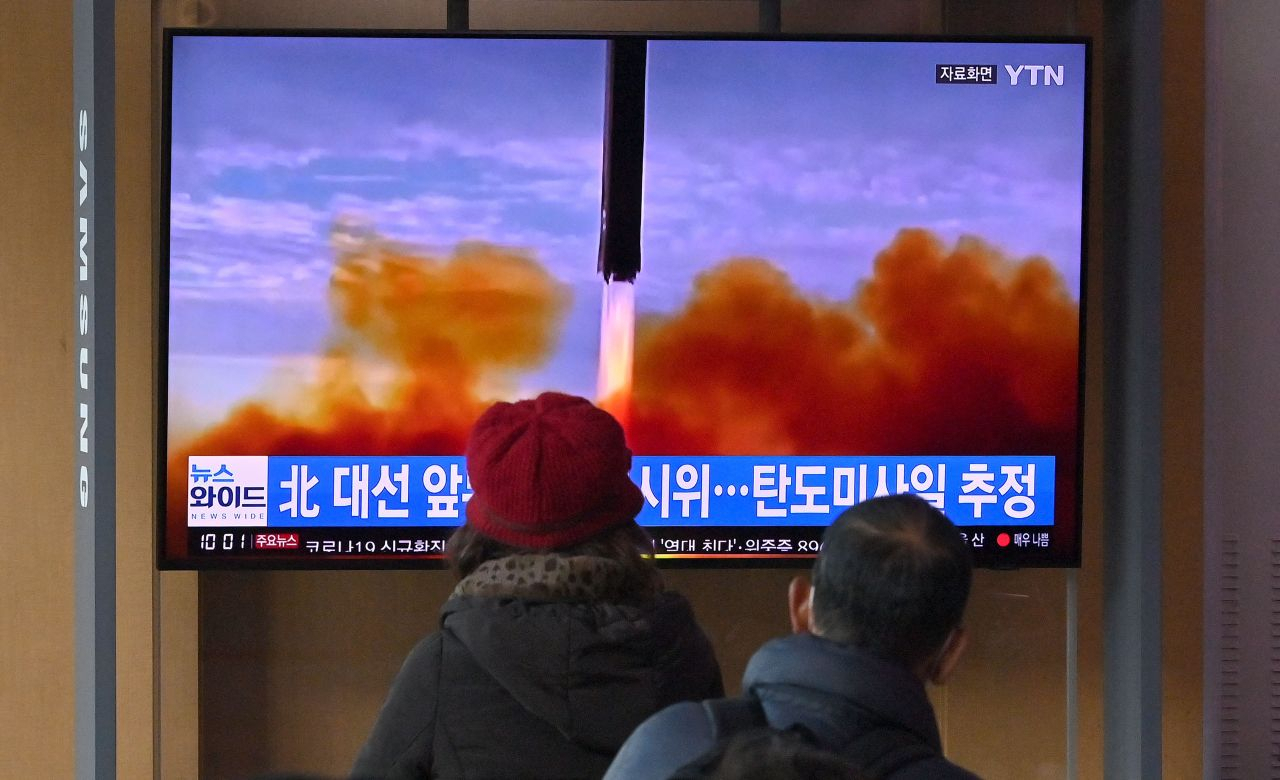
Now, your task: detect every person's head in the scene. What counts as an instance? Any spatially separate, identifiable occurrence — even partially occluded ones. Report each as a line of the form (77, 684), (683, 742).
(448, 392), (653, 579)
(709, 728), (866, 780)
(788, 493), (973, 684)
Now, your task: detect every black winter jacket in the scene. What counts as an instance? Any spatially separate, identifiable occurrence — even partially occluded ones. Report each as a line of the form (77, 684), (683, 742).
(604, 633), (979, 780)
(351, 566), (723, 779)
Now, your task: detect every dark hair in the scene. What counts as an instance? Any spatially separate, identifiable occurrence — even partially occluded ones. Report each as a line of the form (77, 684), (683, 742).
(709, 728), (865, 780)
(447, 520), (656, 587)
(811, 493), (972, 669)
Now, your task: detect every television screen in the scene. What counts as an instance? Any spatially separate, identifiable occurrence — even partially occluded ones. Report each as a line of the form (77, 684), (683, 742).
(160, 32), (1088, 568)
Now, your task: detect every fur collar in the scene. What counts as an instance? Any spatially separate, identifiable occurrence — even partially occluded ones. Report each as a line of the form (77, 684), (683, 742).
(452, 553), (661, 603)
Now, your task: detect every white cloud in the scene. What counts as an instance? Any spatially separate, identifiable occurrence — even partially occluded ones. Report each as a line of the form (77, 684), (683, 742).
(170, 193), (325, 240)
(191, 142), (328, 172)
(328, 192), (504, 245)
(483, 175), (600, 208)
(312, 173), (404, 183)
(393, 122), (601, 177)
(168, 194), (330, 302)
(176, 120), (603, 193)
(172, 259), (212, 277)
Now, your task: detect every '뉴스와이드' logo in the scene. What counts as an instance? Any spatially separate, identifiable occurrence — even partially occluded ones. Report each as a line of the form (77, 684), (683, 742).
(188, 455), (269, 526)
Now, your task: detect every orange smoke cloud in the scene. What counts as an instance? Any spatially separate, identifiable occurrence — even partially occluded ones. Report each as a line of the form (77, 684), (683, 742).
(166, 234), (570, 557)
(625, 228), (1080, 549)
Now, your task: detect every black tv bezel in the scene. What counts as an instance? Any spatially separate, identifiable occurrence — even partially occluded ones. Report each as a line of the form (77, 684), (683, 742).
(156, 28), (1091, 571)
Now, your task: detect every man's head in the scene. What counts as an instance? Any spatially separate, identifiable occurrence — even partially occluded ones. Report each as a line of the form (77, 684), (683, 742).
(789, 493), (973, 683)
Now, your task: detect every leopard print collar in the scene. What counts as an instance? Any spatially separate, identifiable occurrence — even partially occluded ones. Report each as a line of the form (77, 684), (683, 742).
(451, 553), (660, 603)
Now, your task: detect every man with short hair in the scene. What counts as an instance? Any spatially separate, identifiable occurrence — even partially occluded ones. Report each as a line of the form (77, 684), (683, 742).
(603, 493), (980, 780)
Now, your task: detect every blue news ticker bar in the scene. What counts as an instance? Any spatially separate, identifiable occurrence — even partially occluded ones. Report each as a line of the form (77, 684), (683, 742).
(186, 455), (1055, 529)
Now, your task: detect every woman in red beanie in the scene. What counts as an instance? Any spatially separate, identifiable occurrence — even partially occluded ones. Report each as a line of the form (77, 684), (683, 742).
(351, 392), (724, 779)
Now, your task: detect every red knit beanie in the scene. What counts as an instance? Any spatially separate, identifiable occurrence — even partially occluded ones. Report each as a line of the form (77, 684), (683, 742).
(464, 392), (645, 549)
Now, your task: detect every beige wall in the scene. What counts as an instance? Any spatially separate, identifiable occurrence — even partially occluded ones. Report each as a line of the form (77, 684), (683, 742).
(0, 0), (77, 776)
(117, 0), (158, 775)
(118, 0), (203, 777)
(0, 0), (198, 776)
(1161, 0), (1206, 777)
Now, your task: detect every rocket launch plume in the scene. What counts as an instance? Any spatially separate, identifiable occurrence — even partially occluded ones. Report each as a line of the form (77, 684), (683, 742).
(597, 280), (636, 426)
(166, 228), (571, 556)
(623, 228), (1080, 553)
(626, 227), (1079, 461)
(168, 224), (1081, 558)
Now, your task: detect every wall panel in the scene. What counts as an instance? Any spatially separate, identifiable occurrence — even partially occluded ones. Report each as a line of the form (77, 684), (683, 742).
(0, 1), (77, 776)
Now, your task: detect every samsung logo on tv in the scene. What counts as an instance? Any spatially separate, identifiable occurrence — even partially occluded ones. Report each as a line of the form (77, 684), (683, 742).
(76, 107), (90, 508)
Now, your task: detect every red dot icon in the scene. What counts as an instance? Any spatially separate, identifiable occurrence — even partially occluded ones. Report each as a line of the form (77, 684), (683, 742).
(997, 533), (1011, 547)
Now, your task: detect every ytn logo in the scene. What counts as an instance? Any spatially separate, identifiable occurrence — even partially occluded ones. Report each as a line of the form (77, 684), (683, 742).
(1005, 65), (1065, 86)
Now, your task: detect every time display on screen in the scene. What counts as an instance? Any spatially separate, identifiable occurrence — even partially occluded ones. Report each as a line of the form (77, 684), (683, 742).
(197, 532), (255, 553)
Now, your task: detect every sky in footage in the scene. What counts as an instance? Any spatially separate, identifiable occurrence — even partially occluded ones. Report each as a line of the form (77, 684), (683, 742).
(167, 35), (1086, 425)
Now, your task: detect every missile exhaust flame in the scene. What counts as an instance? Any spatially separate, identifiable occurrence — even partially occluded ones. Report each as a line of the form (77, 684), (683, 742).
(597, 279), (635, 427)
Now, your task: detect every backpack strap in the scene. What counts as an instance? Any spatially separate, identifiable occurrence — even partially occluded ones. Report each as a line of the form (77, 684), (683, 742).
(666, 697), (768, 779)
(668, 697), (937, 780)
(836, 724), (938, 778)
(701, 696), (767, 739)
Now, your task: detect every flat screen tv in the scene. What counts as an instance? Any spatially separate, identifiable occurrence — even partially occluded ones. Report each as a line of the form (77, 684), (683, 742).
(160, 31), (1089, 568)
